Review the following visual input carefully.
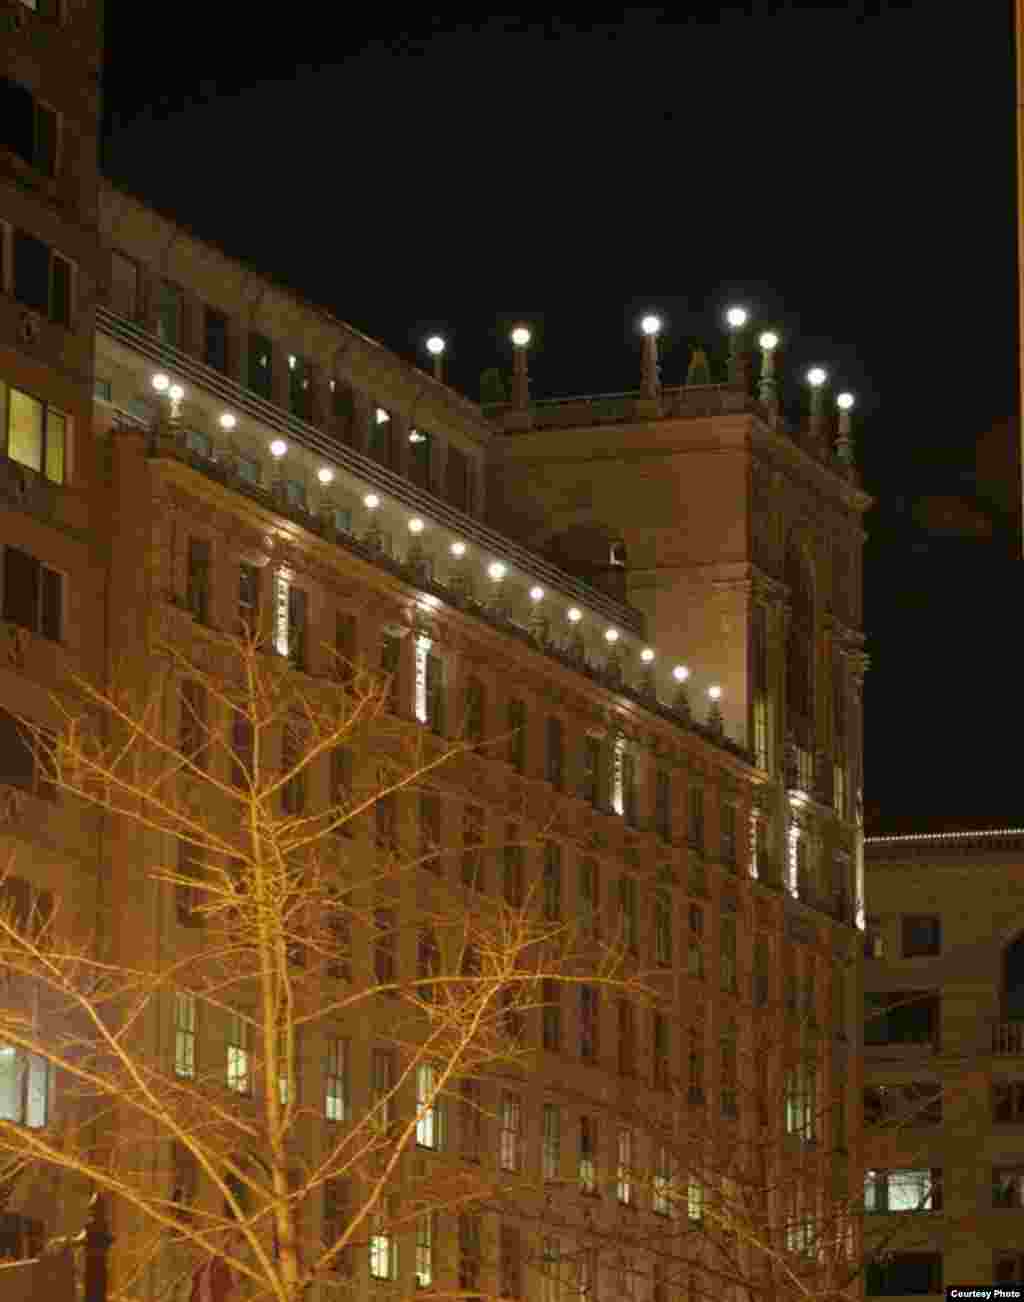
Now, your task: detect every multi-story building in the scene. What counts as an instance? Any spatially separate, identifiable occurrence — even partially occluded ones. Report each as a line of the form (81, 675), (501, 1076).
(1, 2), (871, 1297)
(863, 828), (1024, 1297)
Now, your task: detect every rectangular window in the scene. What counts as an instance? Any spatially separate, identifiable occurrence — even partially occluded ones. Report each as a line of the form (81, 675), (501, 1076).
(286, 586), (307, 671)
(464, 676), (484, 744)
(334, 611), (356, 685)
(653, 1145), (672, 1216)
(545, 717), (564, 790)
(578, 1116), (596, 1193)
(580, 734), (601, 805)
(329, 748), (354, 844)
(178, 681), (207, 769)
(687, 1176), (704, 1222)
(618, 876), (638, 952)
(186, 538), (210, 624)
(753, 937), (770, 1007)
(415, 1213), (435, 1288)
(173, 992), (196, 1079)
(994, 1080), (1024, 1123)
(655, 769), (671, 841)
(369, 405), (393, 467)
(370, 1048), (394, 1134)
(654, 866), (673, 965)
(542, 1238), (561, 1302)
(616, 1128), (633, 1204)
(324, 1037), (348, 1121)
(864, 991), (939, 1047)
(50, 253), (70, 327)
(408, 427), (432, 490)
(752, 602), (769, 771)
(415, 1062), (444, 1150)
(580, 985), (599, 1063)
(541, 978), (562, 1052)
(459, 1213), (481, 1296)
(0, 1044), (48, 1128)
(425, 649), (445, 734)
(226, 1011), (250, 1094)
(902, 915), (941, 958)
(462, 805), (485, 889)
(375, 788), (396, 852)
(277, 1028), (298, 1106)
(500, 1224), (522, 1300)
(230, 710), (253, 790)
(460, 1078), (482, 1161)
(281, 717), (307, 815)
(500, 1093), (521, 1172)
(865, 1168), (942, 1212)
(155, 280), (182, 347)
(2, 545), (62, 640)
(12, 230), (48, 313)
(323, 1179), (351, 1275)
(579, 859), (598, 940)
(720, 1031), (738, 1118)
(721, 803), (737, 866)
(110, 250), (139, 319)
(287, 353), (312, 421)
(176, 841), (203, 927)
(688, 786), (704, 852)
(369, 1202), (397, 1280)
(248, 332), (272, 399)
(687, 905), (704, 980)
(617, 1000), (635, 1077)
(374, 909), (396, 988)
(785, 1064), (817, 1141)
(419, 791), (441, 870)
(238, 562), (260, 637)
(542, 1102), (561, 1180)
(381, 630), (401, 712)
(995, 1253), (1024, 1286)
(446, 444), (470, 511)
(865, 1253), (942, 1297)
(688, 1030), (704, 1104)
(720, 916), (737, 993)
(652, 1011), (669, 1090)
(503, 824), (524, 908)
(508, 698), (526, 772)
(203, 307), (229, 372)
(542, 842), (561, 920)
(6, 387), (67, 484)
(621, 750), (637, 826)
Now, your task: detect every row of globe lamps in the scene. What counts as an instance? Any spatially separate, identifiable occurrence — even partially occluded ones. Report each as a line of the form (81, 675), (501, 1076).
(151, 370), (729, 733)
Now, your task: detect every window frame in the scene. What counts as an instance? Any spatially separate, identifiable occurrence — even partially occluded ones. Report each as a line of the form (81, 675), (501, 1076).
(4, 385), (68, 485)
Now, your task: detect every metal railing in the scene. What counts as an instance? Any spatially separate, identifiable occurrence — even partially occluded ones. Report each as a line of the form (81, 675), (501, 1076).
(96, 308), (644, 636)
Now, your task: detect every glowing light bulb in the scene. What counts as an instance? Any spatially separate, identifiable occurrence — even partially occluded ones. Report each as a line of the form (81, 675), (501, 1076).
(317, 467), (334, 485)
(837, 392), (855, 411)
(759, 331), (779, 351)
(168, 384), (184, 403)
(219, 412), (237, 431)
(640, 314), (662, 336)
(408, 518), (424, 534)
(708, 684), (723, 701)
(641, 648), (655, 663)
(726, 306), (748, 329)
(151, 373), (169, 392)
(510, 326), (531, 347)
(363, 493), (380, 510)
(488, 561), (507, 581)
(450, 541), (466, 557)
(426, 335), (445, 356)
(529, 585), (545, 602)
(605, 628), (619, 643)
(673, 665), (690, 683)
(567, 607), (582, 623)
(807, 367), (827, 388)
(269, 439), (288, 458)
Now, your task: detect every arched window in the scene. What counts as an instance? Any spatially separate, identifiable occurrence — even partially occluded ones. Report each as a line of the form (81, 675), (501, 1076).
(785, 540), (815, 782)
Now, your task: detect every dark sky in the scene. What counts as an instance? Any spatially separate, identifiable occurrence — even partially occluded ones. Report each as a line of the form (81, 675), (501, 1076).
(100, 3), (1021, 833)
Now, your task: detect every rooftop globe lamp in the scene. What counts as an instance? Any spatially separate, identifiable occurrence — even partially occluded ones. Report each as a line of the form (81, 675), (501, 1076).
(604, 628), (619, 643)
(671, 664), (692, 720)
(486, 560), (508, 618)
(269, 439), (288, 459)
(806, 367), (829, 442)
(408, 518), (425, 535)
(487, 561), (507, 582)
(836, 391), (856, 466)
(448, 540), (471, 603)
(449, 541), (467, 558)
(406, 518), (428, 577)
(317, 467), (334, 485)
(529, 585), (545, 602)
(219, 412), (237, 431)
(363, 492), (380, 510)
(707, 684), (724, 736)
(151, 372), (185, 430)
(363, 493), (383, 550)
(151, 373), (169, 394)
(566, 606), (585, 664)
(639, 312), (663, 399)
(426, 334), (446, 382)
(725, 306), (749, 330)
(510, 326), (532, 409)
(567, 607), (582, 624)
(725, 305), (749, 385)
(638, 646), (657, 700)
(758, 330), (780, 411)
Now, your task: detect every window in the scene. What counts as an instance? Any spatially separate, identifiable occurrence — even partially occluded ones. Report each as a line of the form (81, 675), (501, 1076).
(237, 454), (260, 486)
(171, 1141), (198, 1224)
(503, 824), (524, 908)
(12, 233), (70, 325)
(617, 1000), (635, 1076)
(277, 1027), (298, 1105)
(408, 427), (432, 490)
(176, 842), (204, 927)
(415, 1213), (435, 1288)
(720, 916), (738, 993)
(579, 859), (598, 940)
(381, 631), (401, 712)
(324, 1037), (348, 1122)
(179, 681), (207, 769)
(500, 1093), (522, 1171)
(204, 307), (228, 372)
(248, 332), (272, 399)
(174, 992), (196, 1079)
(459, 1213), (481, 1297)
(688, 785), (704, 851)
(374, 909), (396, 988)
(618, 876), (638, 952)
(542, 1102), (561, 1180)
(238, 563), (259, 636)
(753, 937), (770, 1007)
(446, 444), (471, 511)
(460, 1078), (482, 1161)
(0, 81), (57, 175)
(687, 905), (704, 980)
(994, 1166), (1024, 1208)
(652, 1264), (667, 1302)
(618, 747), (637, 825)
(545, 717), (564, 789)
(687, 1175), (704, 1222)
(2, 546), (62, 639)
(537, 979), (561, 1052)
(369, 404), (393, 466)
(785, 1064), (817, 1141)
(752, 602), (770, 771)
(500, 1224), (522, 1299)
(110, 251), (138, 319)
(370, 1048), (394, 1134)
(864, 991), (939, 1047)
(418, 791), (441, 871)
(653, 1146), (672, 1216)
(652, 1011), (669, 1090)
(542, 842), (561, 920)
(0, 1044), (48, 1128)
(281, 717), (307, 815)
(333, 611), (356, 685)
(902, 915), (941, 958)
(655, 769), (671, 841)
(284, 478), (306, 511)
(186, 538), (210, 624)
(229, 709), (253, 790)
(425, 649), (445, 734)
(866, 1168), (942, 1212)
(6, 388), (67, 484)
(508, 698), (526, 772)
(414, 1062), (445, 1149)
(580, 734), (601, 805)
(654, 866), (673, 965)
(464, 676), (485, 744)
(578, 1116), (597, 1193)
(721, 803), (737, 867)
(417, 927), (440, 1001)
(286, 585), (307, 671)
(50, 253), (71, 327)
(616, 1128), (633, 1204)
(462, 805), (485, 889)
(369, 1202), (398, 1280)
(688, 1029), (704, 1104)
(865, 1253), (942, 1296)
(226, 1011), (251, 1094)
(720, 1024), (738, 1118)
(155, 280), (182, 347)
(864, 916), (884, 958)
(288, 354), (312, 421)
(323, 1178), (351, 1275)
(580, 985), (599, 1063)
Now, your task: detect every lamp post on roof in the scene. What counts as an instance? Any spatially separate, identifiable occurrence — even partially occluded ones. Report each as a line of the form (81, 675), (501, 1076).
(426, 335), (446, 383)
(510, 326), (531, 409)
(836, 391), (856, 467)
(725, 306), (748, 386)
(806, 366), (828, 446)
(758, 331), (780, 422)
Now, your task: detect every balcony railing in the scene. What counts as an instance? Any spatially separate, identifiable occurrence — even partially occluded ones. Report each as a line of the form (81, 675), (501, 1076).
(484, 384), (753, 431)
(96, 306), (643, 636)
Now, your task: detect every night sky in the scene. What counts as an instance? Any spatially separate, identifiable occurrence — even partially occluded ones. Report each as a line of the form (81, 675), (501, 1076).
(100, 3), (1020, 834)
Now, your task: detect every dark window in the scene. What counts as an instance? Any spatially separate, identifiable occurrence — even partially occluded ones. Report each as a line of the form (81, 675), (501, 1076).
(545, 717), (564, 790)
(381, 631), (401, 712)
(186, 539), (210, 624)
(176, 842), (204, 928)
(462, 805), (485, 889)
(204, 308), (229, 373)
(155, 281), (182, 347)
(721, 803), (737, 866)
(375, 790), (396, 853)
(499, 1224), (521, 1299)
(374, 909), (396, 987)
(425, 652), (445, 735)
(330, 747), (354, 838)
(688, 785), (704, 851)
(287, 586), (307, 671)
(13, 230), (49, 314)
(419, 791), (441, 869)
(542, 979), (561, 1051)
(0, 80), (56, 177)
(902, 915), (941, 958)
(248, 332), (272, 400)
(994, 1167), (1024, 1208)
(408, 428), (431, 490)
(446, 445), (470, 511)
(996, 1252), (1024, 1285)
(179, 682), (207, 770)
(281, 718), (306, 815)
(464, 676), (484, 744)
(288, 354), (312, 421)
(994, 1080), (1024, 1123)
(655, 769), (671, 841)
(580, 985), (598, 1062)
(580, 735), (601, 805)
(503, 824), (523, 908)
(238, 563), (259, 636)
(617, 1000), (635, 1076)
(542, 842), (561, 920)
(110, 251), (138, 319)
(864, 991), (939, 1047)
(507, 698), (526, 772)
(864, 1253), (941, 1297)
(652, 1011), (669, 1090)
(3, 547), (62, 641)
(323, 1178), (352, 1275)
(369, 406), (393, 467)
(621, 750), (637, 826)
(230, 711), (253, 789)
(0, 710), (42, 793)
(332, 381), (357, 447)
(335, 612), (356, 685)
(50, 255), (70, 327)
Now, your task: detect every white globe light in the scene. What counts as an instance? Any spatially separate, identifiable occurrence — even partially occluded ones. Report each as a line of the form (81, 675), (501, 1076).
(529, 585), (545, 602)
(168, 384), (184, 403)
(269, 439), (288, 458)
(672, 665), (690, 683)
(317, 467), (334, 485)
(408, 430), (425, 443)
(426, 335), (445, 356)
(488, 561), (507, 581)
(641, 648), (655, 663)
(837, 392), (855, 411)
(708, 684), (723, 701)
(567, 607), (582, 623)
(219, 412), (237, 431)
(408, 517), (424, 534)
(288, 354), (297, 370)
(510, 326), (531, 348)
(758, 331), (779, 351)
(640, 314), (661, 336)
(450, 541), (466, 557)
(807, 367), (828, 387)
(151, 373), (169, 392)
(726, 307), (748, 329)
(375, 407), (390, 425)
(363, 493), (380, 510)
(605, 628), (619, 643)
